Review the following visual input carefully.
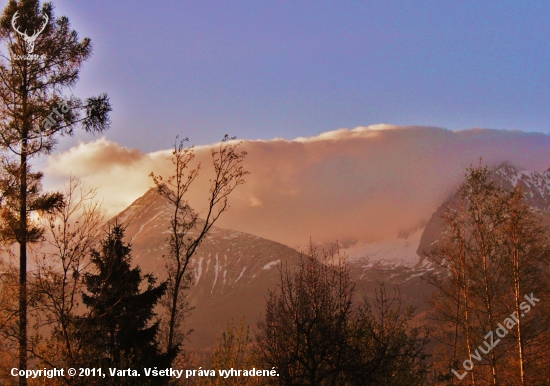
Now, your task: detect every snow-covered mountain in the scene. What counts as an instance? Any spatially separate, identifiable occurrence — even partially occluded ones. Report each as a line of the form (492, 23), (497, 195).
(112, 188), (434, 351)
(336, 228), (436, 292)
(417, 163), (550, 261)
(110, 163), (550, 352)
(339, 163), (550, 303)
(493, 162), (550, 211)
(339, 228), (423, 268)
(112, 188), (302, 351)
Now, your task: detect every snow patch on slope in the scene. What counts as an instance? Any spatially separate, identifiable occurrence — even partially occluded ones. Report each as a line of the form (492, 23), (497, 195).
(235, 267), (246, 283)
(131, 212), (162, 241)
(342, 228), (423, 268)
(211, 253), (220, 293)
(262, 260), (281, 270)
(194, 257), (204, 284)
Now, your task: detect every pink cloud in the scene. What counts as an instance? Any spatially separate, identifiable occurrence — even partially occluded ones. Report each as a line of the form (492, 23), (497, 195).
(44, 126), (550, 247)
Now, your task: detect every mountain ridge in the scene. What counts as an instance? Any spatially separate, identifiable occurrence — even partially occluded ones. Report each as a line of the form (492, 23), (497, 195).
(110, 188), (302, 351)
(108, 162), (550, 352)
(417, 163), (550, 262)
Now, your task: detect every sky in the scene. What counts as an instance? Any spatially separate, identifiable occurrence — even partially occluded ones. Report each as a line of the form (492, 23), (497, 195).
(18, 0), (550, 153)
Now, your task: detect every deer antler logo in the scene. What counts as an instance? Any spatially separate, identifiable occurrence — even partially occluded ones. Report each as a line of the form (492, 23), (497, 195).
(11, 11), (48, 54)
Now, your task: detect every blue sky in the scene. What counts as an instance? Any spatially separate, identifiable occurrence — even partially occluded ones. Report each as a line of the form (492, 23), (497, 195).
(30, 0), (550, 152)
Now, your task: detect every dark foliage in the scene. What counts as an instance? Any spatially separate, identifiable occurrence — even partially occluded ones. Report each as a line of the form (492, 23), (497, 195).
(79, 224), (174, 385)
(257, 246), (429, 386)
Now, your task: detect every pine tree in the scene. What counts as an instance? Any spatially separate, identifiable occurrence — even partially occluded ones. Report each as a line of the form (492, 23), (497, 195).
(79, 224), (173, 386)
(0, 1), (111, 381)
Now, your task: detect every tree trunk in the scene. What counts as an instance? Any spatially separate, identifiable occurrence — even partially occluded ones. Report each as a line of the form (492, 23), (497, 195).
(510, 215), (526, 385)
(19, 149), (27, 386)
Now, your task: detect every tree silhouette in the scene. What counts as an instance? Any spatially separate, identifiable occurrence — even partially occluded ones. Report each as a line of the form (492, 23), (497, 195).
(0, 1), (111, 381)
(257, 246), (429, 386)
(80, 224), (173, 386)
(150, 135), (248, 357)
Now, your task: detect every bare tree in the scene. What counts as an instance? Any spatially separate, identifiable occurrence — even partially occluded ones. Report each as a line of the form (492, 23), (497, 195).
(150, 135), (249, 356)
(427, 200), (480, 386)
(257, 246), (429, 386)
(197, 317), (260, 386)
(256, 245), (355, 386)
(500, 186), (550, 385)
(28, 177), (104, 382)
(427, 164), (550, 385)
(348, 284), (430, 386)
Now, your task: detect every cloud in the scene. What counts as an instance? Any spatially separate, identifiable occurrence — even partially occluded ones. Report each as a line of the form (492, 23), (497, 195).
(44, 138), (169, 214)
(44, 126), (550, 247)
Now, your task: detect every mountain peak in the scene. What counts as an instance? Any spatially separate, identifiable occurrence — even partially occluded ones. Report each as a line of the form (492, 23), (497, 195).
(490, 164), (550, 212)
(494, 161), (524, 173)
(106, 186), (302, 351)
(111, 187), (170, 226)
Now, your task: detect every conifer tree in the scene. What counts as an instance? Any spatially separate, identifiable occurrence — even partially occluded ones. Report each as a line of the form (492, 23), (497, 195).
(0, 1), (111, 381)
(79, 224), (173, 386)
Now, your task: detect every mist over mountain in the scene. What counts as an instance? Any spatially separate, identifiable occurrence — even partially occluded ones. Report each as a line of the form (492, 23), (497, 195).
(45, 126), (550, 247)
(109, 162), (550, 351)
(111, 187), (433, 351)
(418, 163), (550, 262)
(41, 123), (550, 352)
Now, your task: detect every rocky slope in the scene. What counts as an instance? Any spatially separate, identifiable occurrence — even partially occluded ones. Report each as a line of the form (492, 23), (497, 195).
(417, 163), (550, 261)
(112, 188), (436, 351)
(112, 188), (302, 351)
(111, 163), (550, 353)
